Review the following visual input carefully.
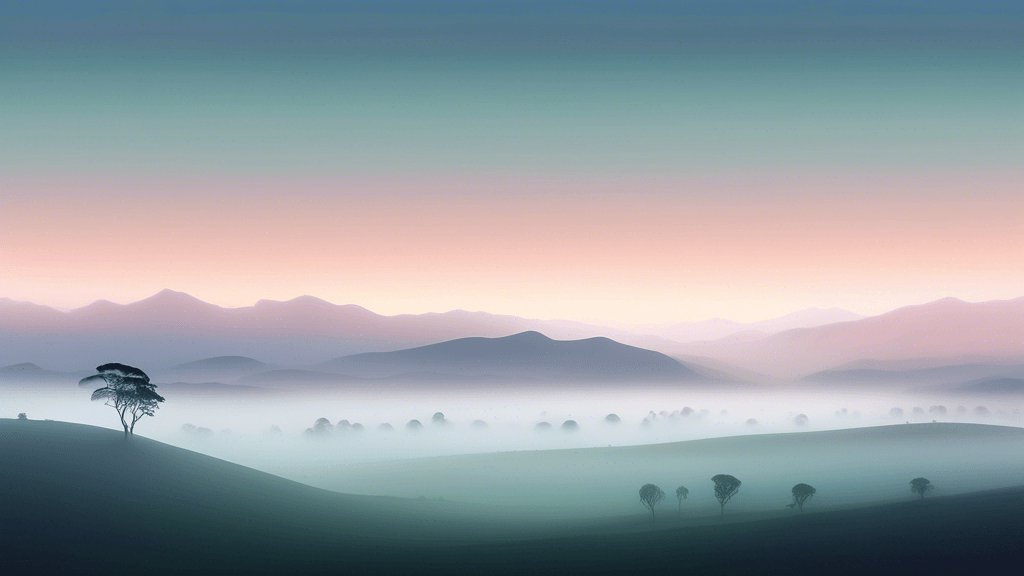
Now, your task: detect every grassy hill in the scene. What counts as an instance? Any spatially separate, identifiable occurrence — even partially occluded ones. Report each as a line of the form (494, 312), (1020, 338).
(287, 423), (1024, 516)
(1, 419), (1021, 574)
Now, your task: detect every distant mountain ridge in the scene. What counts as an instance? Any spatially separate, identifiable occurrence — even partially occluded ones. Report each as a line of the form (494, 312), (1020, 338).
(4, 291), (1023, 382)
(0, 290), (670, 370)
(646, 307), (865, 343)
(320, 331), (705, 383)
(678, 297), (1024, 379)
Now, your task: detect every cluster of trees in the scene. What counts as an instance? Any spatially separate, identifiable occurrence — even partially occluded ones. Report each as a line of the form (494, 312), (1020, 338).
(637, 476), (937, 522)
(532, 420), (578, 432)
(304, 417), (366, 437)
(299, 412), (494, 437)
(891, 406), (991, 419)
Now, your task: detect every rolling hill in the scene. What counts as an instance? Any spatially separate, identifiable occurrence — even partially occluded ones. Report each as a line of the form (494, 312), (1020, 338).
(2, 420), (1021, 575)
(320, 331), (705, 382)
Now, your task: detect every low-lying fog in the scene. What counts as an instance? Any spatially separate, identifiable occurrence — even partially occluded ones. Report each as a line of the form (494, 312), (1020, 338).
(4, 383), (1022, 518)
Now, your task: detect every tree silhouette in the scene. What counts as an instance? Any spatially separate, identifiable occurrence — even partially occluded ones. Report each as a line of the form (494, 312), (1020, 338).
(561, 420), (579, 432)
(17, 413), (27, 420)
(910, 478), (934, 498)
(604, 413), (621, 424)
(80, 363), (163, 438)
(638, 484), (665, 522)
(711, 474), (741, 517)
(675, 486), (689, 514)
(313, 418), (333, 435)
(787, 483), (816, 513)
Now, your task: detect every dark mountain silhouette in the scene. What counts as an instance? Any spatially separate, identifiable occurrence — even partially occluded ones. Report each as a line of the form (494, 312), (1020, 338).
(322, 331), (705, 382)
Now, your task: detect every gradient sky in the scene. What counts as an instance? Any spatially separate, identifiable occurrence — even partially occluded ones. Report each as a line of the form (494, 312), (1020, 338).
(2, 1), (1021, 325)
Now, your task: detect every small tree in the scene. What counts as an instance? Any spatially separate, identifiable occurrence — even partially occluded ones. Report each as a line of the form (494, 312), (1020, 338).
(604, 414), (621, 424)
(675, 486), (689, 514)
(313, 418), (333, 435)
(17, 413), (27, 420)
(80, 363), (164, 438)
(711, 474), (742, 517)
(787, 483), (816, 513)
(639, 484), (666, 522)
(910, 478), (934, 498)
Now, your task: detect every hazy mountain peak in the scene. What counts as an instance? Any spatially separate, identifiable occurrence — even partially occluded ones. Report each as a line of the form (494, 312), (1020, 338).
(137, 289), (213, 307)
(169, 356), (267, 371)
(504, 330), (552, 342)
(0, 362), (43, 372)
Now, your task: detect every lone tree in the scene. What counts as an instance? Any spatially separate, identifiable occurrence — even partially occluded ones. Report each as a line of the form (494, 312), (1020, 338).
(787, 483), (816, 513)
(638, 484), (666, 522)
(910, 477), (934, 499)
(79, 363), (164, 438)
(675, 486), (689, 514)
(711, 474), (742, 517)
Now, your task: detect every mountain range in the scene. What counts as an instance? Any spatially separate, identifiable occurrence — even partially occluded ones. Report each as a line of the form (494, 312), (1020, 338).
(2, 291), (1022, 381)
(674, 297), (1024, 379)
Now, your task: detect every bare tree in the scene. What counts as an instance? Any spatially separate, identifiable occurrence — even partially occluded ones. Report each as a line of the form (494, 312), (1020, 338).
(638, 484), (666, 522)
(711, 474), (741, 517)
(910, 478), (934, 498)
(675, 486), (689, 514)
(787, 483), (816, 513)
(80, 363), (164, 438)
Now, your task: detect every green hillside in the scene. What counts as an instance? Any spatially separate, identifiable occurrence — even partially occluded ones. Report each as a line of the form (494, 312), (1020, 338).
(1, 419), (1021, 574)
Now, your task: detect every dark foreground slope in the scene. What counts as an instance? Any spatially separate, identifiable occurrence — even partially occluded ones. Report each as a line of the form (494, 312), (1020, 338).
(1, 420), (1021, 575)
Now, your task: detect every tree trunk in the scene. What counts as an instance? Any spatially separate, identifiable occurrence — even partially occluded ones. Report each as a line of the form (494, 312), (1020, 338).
(651, 508), (655, 523)
(720, 503), (725, 517)
(678, 500), (681, 514)
(798, 502), (803, 514)
(123, 424), (129, 439)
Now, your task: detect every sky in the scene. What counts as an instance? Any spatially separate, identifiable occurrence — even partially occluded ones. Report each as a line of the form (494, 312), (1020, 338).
(2, 0), (1021, 326)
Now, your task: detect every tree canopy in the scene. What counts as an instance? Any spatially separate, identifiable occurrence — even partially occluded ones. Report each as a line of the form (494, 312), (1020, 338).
(910, 478), (934, 498)
(80, 363), (164, 438)
(638, 484), (666, 521)
(711, 474), (742, 516)
(788, 483), (816, 513)
(675, 486), (689, 513)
